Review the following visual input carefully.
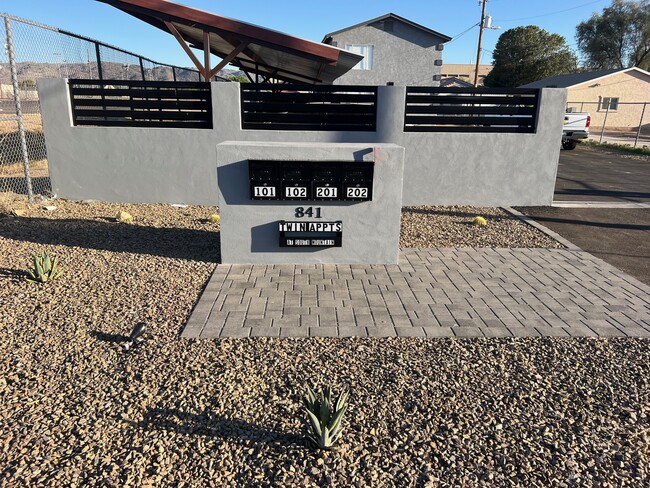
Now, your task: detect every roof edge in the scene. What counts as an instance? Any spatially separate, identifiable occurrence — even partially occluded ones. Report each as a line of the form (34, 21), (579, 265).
(524, 67), (650, 89)
(568, 66), (650, 88)
(322, 12), (452, 43)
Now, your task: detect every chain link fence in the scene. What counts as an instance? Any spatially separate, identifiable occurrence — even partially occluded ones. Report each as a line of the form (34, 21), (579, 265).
(0, 13), (202, 201)
(567, 101), (650, 148)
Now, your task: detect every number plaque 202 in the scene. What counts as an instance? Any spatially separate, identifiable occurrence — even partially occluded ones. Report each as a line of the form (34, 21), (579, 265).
(346, 187), (368, 199)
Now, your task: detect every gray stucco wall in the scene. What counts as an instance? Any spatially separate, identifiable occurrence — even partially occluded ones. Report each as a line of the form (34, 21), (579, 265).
(327, 20), (445, 86)
(38, 79), (566, 207)
(217, 142), (404, 264)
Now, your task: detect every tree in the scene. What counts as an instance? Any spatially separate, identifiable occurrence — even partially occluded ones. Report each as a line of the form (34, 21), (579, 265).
(228, 74), (249, 83)
(576, 0), (650, 70)
(484, 26), (578, 87)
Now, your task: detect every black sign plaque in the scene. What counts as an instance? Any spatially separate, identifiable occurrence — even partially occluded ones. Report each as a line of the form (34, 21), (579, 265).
(278, 221), (343, 247)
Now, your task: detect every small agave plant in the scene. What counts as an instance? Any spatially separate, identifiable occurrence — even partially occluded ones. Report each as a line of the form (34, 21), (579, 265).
(303, 385), (349, 450)
(25, 252), (63, 283)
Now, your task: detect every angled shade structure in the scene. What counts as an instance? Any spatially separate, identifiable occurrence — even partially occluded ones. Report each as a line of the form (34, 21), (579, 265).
(97, 0), (363, 84)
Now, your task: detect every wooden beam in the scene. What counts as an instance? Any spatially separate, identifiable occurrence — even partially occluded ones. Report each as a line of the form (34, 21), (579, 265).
(203, 31), (211, 81)
(207, 41), (248, 79)
(164, 21), (206, 78)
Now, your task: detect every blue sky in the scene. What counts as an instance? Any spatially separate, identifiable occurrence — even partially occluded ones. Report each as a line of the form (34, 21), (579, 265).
(3, 0), (610, 67)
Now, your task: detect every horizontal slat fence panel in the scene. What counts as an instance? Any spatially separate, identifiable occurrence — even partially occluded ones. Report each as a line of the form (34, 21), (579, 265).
(68, 79), (212, 129)
(241, 84), (377, 131)
(404, 87), (540, 133)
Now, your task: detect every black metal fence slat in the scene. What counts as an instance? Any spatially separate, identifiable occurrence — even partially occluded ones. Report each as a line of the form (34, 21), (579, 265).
(406, 105), (537, 116)
(70, 87), (211, 100)
(73, 99), (209, 110)
(240, 84), (377, 131)
(406, 95), (537, 105)
(241, 83), (377, 93)
(405, 126), (536, 134)
(243, 112), (375, 124)
(405, 115), (535, 126)
(241, 92), (377, 103)
(75, 110), (210, 121)
(242, 123), (375, 132)
(69, 80), (212, 129)
(74, 120), (211, 129)
(405, 86), (539, 95)
(241, 102), (377, 115)
(404, 86), (540, 133)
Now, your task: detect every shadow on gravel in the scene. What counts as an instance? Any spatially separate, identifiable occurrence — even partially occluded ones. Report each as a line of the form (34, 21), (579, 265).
(0, 267), (25, 281)
(402, 207), (515, 220)
(138, 407), (303, 447)
(0, 217), (221, 262)
(90, 330), (130, 343)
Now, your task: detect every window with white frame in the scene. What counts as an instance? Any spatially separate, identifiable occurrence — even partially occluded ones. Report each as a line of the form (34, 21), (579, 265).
(346, 44), (374, 70)
(600, 97), (619, 111)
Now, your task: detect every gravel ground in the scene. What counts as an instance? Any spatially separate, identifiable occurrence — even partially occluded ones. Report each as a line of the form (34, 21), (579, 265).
(400, 206), (564, 248)
(2, 199), (647, 486)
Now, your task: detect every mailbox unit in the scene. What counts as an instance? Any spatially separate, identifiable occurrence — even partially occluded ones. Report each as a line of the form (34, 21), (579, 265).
(248, 160), (374, 202)
(218, 142), (405, 264)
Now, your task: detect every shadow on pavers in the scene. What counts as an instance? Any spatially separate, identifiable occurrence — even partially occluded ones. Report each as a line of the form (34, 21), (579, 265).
(0, 217), (221, 262)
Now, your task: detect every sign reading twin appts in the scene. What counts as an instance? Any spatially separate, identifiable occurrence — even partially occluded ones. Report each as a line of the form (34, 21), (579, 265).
(279, 221), (342, 248)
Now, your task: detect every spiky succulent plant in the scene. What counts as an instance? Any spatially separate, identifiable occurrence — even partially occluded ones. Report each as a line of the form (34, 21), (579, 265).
(303, 386), (348, 449)
(25, 252), (63, 283)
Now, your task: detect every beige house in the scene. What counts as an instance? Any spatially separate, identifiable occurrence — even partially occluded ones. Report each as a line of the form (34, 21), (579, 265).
(523, 67), (650, 129)
(440, 64), (492, 86)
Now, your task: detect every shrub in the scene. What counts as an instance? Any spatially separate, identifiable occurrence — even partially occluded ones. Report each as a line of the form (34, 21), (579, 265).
(303, 386), (349, 450)
(25, 252), (62, 283)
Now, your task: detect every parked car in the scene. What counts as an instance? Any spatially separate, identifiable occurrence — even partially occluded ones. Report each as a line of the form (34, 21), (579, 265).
(562, 112), (590, 150)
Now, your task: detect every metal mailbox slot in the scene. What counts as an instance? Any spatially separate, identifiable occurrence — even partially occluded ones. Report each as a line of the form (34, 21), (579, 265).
(249, 160), (280, 200)
(343, 161), (374, 201)
(281, 162), (311, 200)
(312, 163), (343, 201)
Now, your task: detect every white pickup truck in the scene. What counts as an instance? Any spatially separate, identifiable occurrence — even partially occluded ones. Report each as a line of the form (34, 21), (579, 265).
(562, 112), (590, 150)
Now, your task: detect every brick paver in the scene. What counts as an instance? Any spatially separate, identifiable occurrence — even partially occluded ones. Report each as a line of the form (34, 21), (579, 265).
(182, 249), (650, 339)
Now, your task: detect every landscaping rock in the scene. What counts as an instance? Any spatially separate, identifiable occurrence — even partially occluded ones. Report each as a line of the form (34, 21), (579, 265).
(0, 199), (645, 486)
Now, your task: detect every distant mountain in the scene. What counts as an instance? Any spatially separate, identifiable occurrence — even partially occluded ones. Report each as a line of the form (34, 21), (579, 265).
(0, 62), (240, 84)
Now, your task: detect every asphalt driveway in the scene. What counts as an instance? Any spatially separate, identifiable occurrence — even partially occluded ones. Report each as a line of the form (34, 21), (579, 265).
(518, 145), (650, 285)
(555, 145), (650, 202)
(517, 207), (650, 285)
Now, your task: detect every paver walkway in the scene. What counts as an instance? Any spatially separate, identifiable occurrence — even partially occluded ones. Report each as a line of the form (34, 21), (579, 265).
(182, 249), (650, 339)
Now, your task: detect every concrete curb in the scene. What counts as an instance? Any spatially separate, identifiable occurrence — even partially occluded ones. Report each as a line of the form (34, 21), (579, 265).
(503, 206), (582, 251)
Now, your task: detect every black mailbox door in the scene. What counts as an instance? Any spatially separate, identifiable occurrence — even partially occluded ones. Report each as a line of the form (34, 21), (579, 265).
(312, 163), (343, 201)
(343, 162), (374, 201)
(249, 160), (280, 200)
(281, 162), (311, 200)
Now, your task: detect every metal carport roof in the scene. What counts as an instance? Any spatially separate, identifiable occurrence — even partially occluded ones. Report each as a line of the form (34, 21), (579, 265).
(97, 0), (364, 84)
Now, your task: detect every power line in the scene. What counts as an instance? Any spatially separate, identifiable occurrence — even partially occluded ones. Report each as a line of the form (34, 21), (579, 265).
(498, 0), (606, 23)
(446, 22), (480, 44)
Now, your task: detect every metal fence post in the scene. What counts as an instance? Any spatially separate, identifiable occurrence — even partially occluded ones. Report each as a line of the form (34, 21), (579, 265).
(95, 42), (103, 80)
(634, 103), (647, 148)
(4, 15), (34, 201)
(599, 104), (610, 143)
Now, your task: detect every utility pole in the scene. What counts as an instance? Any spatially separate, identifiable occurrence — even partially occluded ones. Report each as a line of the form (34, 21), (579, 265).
(473, 0), (487, 87)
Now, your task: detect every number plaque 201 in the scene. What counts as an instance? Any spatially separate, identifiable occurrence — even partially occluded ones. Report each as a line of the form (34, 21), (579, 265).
(315, 187), (338, 198)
